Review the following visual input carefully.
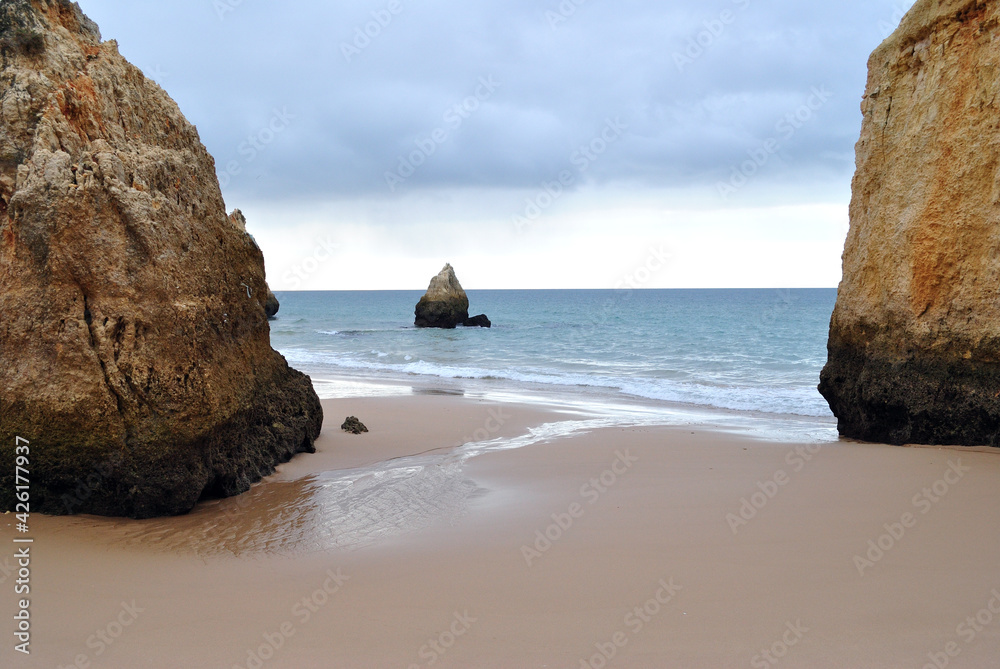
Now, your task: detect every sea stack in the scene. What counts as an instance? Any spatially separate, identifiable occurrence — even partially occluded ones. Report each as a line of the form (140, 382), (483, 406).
(414, 264), (491, 329)
(819, 0), (1000, 446)
(0, 0), (322, 517)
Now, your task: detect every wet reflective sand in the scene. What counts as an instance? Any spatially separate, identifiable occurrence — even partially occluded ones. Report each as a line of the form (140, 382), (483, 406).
(16, 393), (1000, 669)
(39, 390), (839, 560)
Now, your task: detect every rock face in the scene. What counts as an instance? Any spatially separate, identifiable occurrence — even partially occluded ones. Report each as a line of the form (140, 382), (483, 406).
(229, 208), (279, 318)
(264, 288), (279, 319)
(414, 264), (491, 328)
(341, 416), (368, 435)
(819, 0), (1000, 446)
(463, 313), (491, 328)
(0, 0), (323, 517)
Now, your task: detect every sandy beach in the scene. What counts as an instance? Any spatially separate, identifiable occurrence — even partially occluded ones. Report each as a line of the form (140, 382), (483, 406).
(8, 1), (1000, 668)
(6, 388), (1000, 669)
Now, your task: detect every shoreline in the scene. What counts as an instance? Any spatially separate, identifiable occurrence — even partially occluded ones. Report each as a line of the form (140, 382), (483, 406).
(272, 289), (836, 422)
(301, 365), (840, 445)
(7, 386), (1000, 667)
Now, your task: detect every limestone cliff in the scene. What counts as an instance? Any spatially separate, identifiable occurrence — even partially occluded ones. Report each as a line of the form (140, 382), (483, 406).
(819, 0), (1000, 445)
(0, 0), (322, 517)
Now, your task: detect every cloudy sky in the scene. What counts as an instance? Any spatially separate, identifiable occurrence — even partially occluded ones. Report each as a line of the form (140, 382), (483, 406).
(79, 0), (916, 290)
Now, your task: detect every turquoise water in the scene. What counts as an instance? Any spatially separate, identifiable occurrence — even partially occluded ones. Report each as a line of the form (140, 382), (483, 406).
(271, 289), (837, 417)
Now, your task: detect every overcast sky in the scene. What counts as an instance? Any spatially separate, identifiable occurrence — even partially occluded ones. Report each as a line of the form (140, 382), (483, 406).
(78, 0), (916, 290)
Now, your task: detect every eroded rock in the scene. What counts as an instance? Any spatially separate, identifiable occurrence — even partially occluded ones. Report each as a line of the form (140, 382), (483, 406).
(414, 263), (490, 328)
(264, 288), (279, 319)
(819, 0), (1000, 446)
(463, 314), (491, 328)
(341, 417), (368, 435)
(0, 0), (322, 517)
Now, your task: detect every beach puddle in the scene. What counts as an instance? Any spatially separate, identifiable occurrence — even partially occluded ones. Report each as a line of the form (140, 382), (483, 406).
(60, 457), (485, 558)
(97, 418), (626, 557)
(412, 387), (466, 396)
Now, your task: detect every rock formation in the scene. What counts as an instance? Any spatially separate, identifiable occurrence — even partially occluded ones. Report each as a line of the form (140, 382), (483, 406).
(341, 416), (368, 434)
(0, 0), (322, 517)
(229, 208), (279, 318)
(819, 0), (1000, 446)
(463, 313), (491, 328)
(264, 288), (279, 319)
(414, 263), (491, 328)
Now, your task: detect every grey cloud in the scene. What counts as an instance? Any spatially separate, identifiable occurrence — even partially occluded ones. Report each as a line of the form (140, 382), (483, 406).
(80, 0), (914, 204)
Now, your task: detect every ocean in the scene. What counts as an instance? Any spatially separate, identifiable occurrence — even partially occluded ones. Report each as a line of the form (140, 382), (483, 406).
(272, 288), (837, 419)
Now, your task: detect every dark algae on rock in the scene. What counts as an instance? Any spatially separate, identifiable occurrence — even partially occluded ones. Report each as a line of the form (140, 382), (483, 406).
(341, 417), (368, 435)
(0, 0), (322, 517)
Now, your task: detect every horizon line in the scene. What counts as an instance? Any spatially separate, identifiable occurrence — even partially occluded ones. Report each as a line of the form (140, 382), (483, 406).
(272, 286), (841, 292)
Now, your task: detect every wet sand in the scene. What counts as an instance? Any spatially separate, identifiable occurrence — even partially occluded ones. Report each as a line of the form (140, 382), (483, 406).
(6, 392), (1000, 668)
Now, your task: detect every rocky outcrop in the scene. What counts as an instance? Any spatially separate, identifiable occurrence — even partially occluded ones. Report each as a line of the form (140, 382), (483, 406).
(264, 288), (279, 319)
(0, 0), (322, 517)
(414, 264), (491, 328)
(463, 313), (491, 328)
(229, 208), (279, 318)
(819, 0), (1000, 446)
(341, 416), (368, 434)
(415, 264), (469, 328)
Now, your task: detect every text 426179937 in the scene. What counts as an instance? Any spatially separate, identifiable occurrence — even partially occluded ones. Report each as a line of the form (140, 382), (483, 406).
(13, 436), (32, 656)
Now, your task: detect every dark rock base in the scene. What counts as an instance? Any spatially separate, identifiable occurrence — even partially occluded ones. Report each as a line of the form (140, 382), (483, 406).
(264, 290), (280, 319)
(414, 301), (491, 329)
(414, 297), (467, 329)
(463, 314), (491, 328)
(0, 365), (323, 518)
(819, 343), (1000, 446)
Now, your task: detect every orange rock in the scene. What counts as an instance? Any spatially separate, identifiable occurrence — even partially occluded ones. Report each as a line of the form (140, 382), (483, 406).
(0, 0), (322, 517)
(820, 0), (1000, 446)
